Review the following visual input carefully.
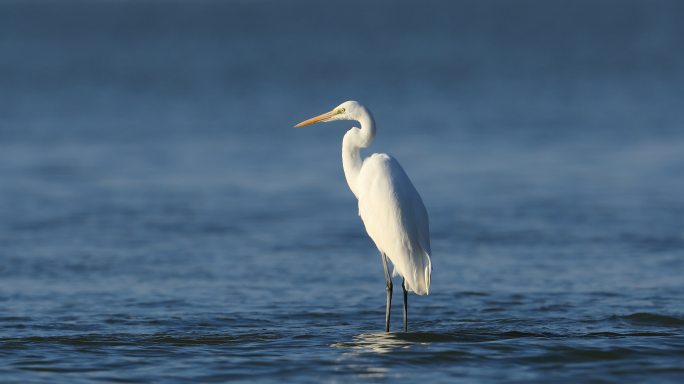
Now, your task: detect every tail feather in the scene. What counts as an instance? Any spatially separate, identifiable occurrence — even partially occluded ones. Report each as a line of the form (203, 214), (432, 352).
(386, 248), (432, 295)
(424, 252), (432, 295)
(404, 251), (431, 296)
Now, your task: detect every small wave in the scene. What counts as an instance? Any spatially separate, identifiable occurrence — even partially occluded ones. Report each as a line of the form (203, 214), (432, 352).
(17, 365), (103, 374)
(0, 316), (32, 322)
(583, 331), (676, 338)
(611, 312), (684, 327)
(332, 326), (679, 354)
(331, 329), (557, 352)
(1, 332), (282, 347)
(519, 346), (639, 364)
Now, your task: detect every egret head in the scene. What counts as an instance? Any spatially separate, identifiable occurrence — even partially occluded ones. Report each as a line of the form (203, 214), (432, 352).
(294, 101), (364, 128)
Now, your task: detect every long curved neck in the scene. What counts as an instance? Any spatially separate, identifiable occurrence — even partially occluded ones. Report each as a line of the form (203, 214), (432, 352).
(342, 109), (375, 198)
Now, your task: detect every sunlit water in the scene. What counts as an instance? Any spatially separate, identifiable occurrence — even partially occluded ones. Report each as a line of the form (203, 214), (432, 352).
(1, 1), (683, 382)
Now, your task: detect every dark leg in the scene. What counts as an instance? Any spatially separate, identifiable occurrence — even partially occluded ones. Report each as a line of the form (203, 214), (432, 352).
(402, 278), (408, 332)
(381, 253), (393, 332)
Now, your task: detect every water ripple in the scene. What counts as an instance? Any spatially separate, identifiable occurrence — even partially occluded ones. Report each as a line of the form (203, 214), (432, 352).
(612, 312), (684, 327)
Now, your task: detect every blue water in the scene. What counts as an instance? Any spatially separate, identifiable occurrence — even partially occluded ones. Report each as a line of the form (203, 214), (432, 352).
(1, 0), (684, 382)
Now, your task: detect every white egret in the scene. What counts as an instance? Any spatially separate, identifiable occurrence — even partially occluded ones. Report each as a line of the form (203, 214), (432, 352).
(295, 101), (432, 332)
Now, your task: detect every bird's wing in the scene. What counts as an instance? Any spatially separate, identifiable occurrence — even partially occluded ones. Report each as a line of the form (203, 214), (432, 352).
(356, 153), (432, 295)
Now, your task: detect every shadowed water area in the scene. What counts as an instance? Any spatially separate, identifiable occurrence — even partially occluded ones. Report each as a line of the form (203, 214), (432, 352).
(1, 0), (683, 382)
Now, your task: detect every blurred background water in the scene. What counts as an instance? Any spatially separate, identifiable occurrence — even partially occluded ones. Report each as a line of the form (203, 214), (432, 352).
(1, 0), (683, 382)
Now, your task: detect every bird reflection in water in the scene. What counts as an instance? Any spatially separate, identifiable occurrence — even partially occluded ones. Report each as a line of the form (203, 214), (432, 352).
(331, 332), (426, 354)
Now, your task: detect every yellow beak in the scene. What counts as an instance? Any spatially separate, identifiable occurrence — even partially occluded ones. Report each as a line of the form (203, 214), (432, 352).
(294, 109), (338, 128)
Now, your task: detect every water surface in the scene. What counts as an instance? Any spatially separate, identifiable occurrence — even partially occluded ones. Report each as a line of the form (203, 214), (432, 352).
(1, 0), (683, 382)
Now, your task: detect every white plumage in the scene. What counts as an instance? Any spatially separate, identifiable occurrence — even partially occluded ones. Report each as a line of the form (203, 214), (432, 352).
(295, 100), (432, 332)
(357, 153), (432, 295)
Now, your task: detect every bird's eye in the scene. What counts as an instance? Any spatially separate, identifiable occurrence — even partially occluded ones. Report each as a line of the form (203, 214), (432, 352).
(339, 108), (346, 113)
